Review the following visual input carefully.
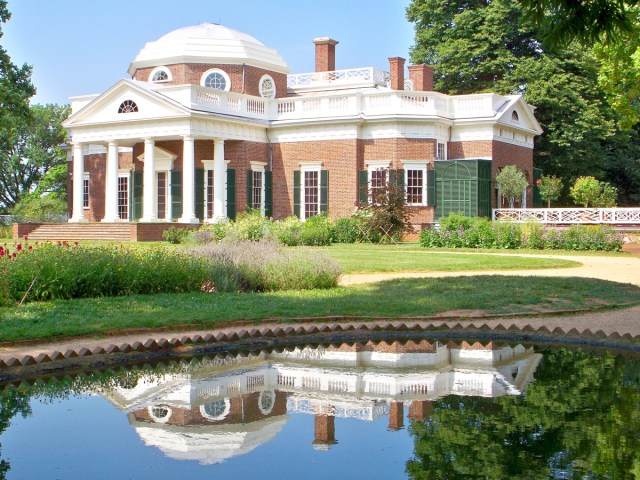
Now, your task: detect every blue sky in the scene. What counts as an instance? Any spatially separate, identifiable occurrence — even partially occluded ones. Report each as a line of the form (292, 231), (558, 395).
(3, 0), (415, 105)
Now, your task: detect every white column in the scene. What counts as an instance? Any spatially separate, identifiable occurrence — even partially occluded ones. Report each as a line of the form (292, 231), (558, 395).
(140, 138), (157, 222)
(179, 135), (198, 223)
(69, 143), (87, 223)
(213, 138), (227, 222)
(102, 141), (119, 222)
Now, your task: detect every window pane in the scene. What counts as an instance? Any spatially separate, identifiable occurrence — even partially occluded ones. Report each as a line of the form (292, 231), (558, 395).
(157, 172), (166, 219)
(118, 176), (129, 219)
(370, 169), (387, 203)
(252, 171), (263, 210)
(206, 170), (214, 219)
(304, 171), (319, 219)
(83, 177), (90, 209)
(406, 169), (423, 204)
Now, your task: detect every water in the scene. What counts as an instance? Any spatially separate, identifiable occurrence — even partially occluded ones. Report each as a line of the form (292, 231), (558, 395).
(0, 339), (638, 479)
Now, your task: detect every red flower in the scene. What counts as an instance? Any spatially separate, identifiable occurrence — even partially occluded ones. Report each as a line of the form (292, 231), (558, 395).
(28, 246), (33, 250)
(536, 179), (542, 185)
(23, 235), (28, 241)
(16, 243), (22, 251)
(11, 253), (16, 257)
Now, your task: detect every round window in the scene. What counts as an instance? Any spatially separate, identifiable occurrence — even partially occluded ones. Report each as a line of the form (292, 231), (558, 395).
(204, 72), (227, 90)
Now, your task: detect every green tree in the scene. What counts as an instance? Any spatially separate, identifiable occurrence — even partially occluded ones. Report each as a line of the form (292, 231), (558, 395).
(0, 104), (70, 210)
(537, 174), (563, 207)
(570, 176), (618, 207)
(496, 165), (528, 208)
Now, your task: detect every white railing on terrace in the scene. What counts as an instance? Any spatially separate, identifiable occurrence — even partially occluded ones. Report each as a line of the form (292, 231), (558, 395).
(287, 67), (390, 89)
(493, 208), (640, 224)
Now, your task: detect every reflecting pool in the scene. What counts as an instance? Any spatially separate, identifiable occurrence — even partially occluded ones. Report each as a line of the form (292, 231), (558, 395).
(0, 340), (638, 479)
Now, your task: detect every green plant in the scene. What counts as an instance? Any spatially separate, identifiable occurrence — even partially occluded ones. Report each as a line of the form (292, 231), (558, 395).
(537, 175), (564, 208)
(0, 223), (11, 239)
(334, 217), (362, 243)
(162, 226), (190, 244)
(10, 195), (68, 222)
(496, 166), (529, 208)
(226, 209), (273, 241)
(271, 216), (303, 246)
(570, 176), (618, 207)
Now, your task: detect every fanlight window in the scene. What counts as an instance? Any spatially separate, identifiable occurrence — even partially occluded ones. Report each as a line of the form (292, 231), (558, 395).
(118, 100), (138, 114)
(511, 110), (519, 122)
(204, 72), (227, 90)
(151, 69), (169, 82)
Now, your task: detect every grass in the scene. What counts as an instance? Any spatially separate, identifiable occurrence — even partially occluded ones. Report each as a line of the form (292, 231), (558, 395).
(0, 276), (638, 342)
(308, 243), (581, 273)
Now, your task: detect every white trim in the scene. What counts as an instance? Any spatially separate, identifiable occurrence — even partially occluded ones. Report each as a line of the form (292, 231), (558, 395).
(299, 161), (322, 168)
(250, 161), (267, 171)
(364, 160), (391, 168)
(200, 68), (231, 91)
(137, 146), (176, 171)
(156, 170), (171, 221)
(117, 172), (130, 221)
(300, 164), (321, 221)
(149, 66), (172, 83)
(83, 173), (90, 209)
(402, 161), (429, 206)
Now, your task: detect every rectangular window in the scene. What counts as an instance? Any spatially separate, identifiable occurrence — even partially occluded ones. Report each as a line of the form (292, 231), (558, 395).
(83, 174), (90, 209)
(370, 169), (387, 203)
(304, 170), (319, 219)
(157, 171), (167, 219)
(117, 175), (129, 220)
(206, 170), (214, 219)
(437, 142), (446, 160)
(252, 171), (263, 210)
(406, 169), (424, 204)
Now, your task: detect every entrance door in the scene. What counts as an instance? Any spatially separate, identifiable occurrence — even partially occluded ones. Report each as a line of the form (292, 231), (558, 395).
(157, 171), (169, 220)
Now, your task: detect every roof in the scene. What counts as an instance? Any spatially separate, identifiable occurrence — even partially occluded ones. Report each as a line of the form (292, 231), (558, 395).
(128, 23), (290, 76)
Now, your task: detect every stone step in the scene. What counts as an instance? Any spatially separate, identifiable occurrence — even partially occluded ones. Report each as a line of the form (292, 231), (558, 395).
(23, 224), (133, 241)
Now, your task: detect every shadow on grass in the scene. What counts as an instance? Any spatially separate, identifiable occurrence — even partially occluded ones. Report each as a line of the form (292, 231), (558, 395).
(1, 276), (639, 342)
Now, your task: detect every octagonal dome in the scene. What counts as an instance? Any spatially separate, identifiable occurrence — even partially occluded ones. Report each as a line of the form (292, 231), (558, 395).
(128, 23), (289, 76)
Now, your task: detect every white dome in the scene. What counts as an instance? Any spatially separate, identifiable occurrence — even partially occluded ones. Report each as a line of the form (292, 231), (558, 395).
(128, 23), (289, 76)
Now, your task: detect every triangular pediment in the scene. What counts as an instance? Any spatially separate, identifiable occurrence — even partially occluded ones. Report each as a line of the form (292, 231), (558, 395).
(496, 96), (543, 135)
(64, 79), (190, 128)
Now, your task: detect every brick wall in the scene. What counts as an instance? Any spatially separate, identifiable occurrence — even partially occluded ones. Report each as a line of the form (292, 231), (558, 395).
(361, 138), (436, 164)
(447, 140), (493, 160)
(132, 63), (288, 98)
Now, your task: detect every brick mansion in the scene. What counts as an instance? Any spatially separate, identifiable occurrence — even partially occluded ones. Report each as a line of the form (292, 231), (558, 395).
(62, 23), (543, 238)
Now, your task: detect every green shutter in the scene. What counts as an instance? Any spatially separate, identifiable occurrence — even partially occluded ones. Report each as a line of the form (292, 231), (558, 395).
(132, 171), (143, 221)
(227, 168), (236, 220)
(293, 170), (301, 218)
(320, 170), (329, 214)
(265, 171), (273, 218)
(195, 168), (204, 221)
(246, 169), (253, 210)
(358, 170), (368, 205)
(171, 170), (182, 220)
(427, 168), (436, 206)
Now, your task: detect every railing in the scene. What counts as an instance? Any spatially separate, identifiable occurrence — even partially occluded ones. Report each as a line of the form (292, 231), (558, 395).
(287, 67), (390, 89)
(493, 208), (640, 224)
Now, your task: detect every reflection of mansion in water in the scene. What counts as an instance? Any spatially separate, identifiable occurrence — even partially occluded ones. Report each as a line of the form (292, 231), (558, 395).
(104, 341), (542, 464)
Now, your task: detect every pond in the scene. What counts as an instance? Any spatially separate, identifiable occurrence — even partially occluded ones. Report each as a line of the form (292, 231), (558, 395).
(0, 339), (638, 479)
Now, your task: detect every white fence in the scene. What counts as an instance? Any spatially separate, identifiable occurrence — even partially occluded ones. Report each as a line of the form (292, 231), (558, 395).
(493, 208), (640, 224)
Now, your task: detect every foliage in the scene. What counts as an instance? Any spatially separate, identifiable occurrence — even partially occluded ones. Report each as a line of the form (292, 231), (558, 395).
(496, 166), (529, 208)
(536, 175), (563, 207)
(0, 223), (10, 239)
(0, 262), (12, 307)
(570, 176), (618, 207)
(407, 349), (640, 479)
(333, 217), (363, 243)
(225, 209), (274, 242)
(189, 240), (342, 292)
(0, 104), (70, 210)
(357, 171), (413, 242)
(10, 195), (67, 222)
(161, 226), (191, 244)
(420, 213), (623, 251)
(3, 241), (208, 302)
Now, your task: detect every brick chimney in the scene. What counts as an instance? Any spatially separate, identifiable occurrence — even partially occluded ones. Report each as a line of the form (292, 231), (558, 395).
(388, 401), (404, 431)
(408, 64), (434, 91)
(313, 37), (339, 72)
(313, 414), (336, 449)
(388, 57), (406, 91)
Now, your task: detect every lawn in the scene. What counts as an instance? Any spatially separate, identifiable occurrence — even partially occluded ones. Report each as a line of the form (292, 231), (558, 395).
(308, 243), (580, 273)
(1, 275), (638, 342)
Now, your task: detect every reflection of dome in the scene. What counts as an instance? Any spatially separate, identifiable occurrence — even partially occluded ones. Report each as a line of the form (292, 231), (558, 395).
(128, 23), (290, 75)
(133, 416), (288, 464)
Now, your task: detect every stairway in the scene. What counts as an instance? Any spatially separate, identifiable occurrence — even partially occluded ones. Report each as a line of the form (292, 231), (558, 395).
(22, 223), (132, 241)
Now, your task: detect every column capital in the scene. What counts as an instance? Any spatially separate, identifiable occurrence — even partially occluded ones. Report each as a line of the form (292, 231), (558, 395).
(106, 140), (119, 147)
(213, 137), (225, 145)
(182, 135), (195, 142)
(144, 137), (155, 144)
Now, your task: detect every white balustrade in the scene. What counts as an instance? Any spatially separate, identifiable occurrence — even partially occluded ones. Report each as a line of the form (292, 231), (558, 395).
(287, 67), (389, 89)
(493, 208), (640, 224)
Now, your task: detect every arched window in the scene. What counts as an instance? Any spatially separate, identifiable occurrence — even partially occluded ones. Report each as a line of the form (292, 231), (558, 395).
(201, 69), (231, 91)
(118, 100), (138, 113)
(511, 110), (519, 122)
(150, 67), (171, 82)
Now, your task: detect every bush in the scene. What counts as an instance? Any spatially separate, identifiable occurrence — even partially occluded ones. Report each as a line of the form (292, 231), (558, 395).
(225, 210), (273, 242)
(189, 240), (342, 292)
(190, 223), (228, 244)
(334, 217), (362, 243)
(298, 214), (335, 246)
(271, 216), (303, 246)
(0, 263), (13, 306)
(5, 242), (208, 302)
(420, 214), (622, 251)
(162, 226), (190, 244)
(10, 195), (68, 223)
(0, 223), (11, 239)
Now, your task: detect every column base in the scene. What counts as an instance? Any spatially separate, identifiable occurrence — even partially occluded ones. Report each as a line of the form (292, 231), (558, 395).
(178, 215), (200, 224)
(101, 216), (124, 223)
(68, 217), (88, 223)
(139, 216), (158, 223)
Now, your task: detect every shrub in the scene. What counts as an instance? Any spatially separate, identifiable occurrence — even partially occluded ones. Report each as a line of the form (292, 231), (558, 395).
(225, 209), (273, 242)
(496, 166), (528, 208)
(439, 212), (474, 234)
(0, 263), (13, 307)
(191, 223), (228, 244)
(570, 176), (618, 207)
(162, 226), (190, 244)
(10, 195), (68, 223)
(271, 216), (303, 246)
(189, 240), (342, 291)
(537, 175), (563, 208)
(298, 214), (335, 246)
(0, 223), (11, 239)
(5, 242), (208, 302)
(334, 217), (362, 243)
